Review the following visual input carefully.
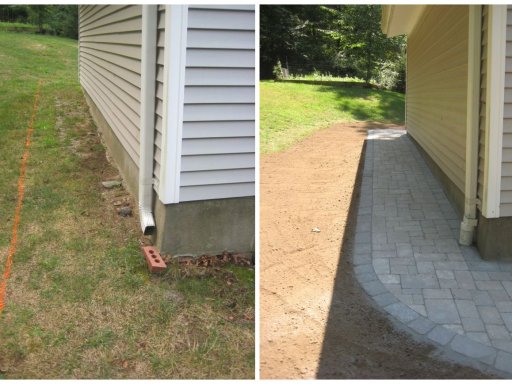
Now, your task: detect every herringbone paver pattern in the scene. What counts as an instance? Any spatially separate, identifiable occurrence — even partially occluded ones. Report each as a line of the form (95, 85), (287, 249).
(354, 129), (512, 376)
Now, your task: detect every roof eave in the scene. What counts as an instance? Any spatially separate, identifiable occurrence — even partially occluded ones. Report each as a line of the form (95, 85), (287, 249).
(381, 5), (427, 37)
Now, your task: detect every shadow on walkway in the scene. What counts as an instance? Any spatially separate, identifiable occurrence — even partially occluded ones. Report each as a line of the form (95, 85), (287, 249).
(315, 133), (496, 379)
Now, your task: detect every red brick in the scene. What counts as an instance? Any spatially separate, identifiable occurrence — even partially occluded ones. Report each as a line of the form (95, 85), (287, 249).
(141, 246), (167, 273)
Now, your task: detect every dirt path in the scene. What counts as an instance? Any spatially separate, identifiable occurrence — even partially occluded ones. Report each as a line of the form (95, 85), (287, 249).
(259, 122), (496, 379)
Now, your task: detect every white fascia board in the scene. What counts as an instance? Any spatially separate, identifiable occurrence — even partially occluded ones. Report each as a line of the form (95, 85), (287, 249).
(159, 5), (188, 205)
(381, 5), (426, 37)
(483, 4), (506, 218)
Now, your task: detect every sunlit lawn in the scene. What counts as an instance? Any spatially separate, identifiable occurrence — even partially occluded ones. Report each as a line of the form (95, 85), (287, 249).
(260, 80), (405, 153)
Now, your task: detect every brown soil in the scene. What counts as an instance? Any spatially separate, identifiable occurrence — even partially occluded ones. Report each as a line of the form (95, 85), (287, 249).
(259, 122), (497, 379)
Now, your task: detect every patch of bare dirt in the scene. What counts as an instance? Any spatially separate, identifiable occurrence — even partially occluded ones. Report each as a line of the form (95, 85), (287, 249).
(260, 122), (496, 379)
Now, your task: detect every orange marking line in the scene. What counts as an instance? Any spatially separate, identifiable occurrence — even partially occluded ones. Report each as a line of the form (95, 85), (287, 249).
(0, 81), (42, 313)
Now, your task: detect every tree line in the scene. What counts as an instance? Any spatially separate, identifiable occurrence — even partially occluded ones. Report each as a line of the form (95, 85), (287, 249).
(0, 5), (78, 39)
(260, 5), (406, 92)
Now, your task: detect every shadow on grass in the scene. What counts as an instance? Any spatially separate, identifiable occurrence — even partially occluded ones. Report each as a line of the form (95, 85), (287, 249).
(316, 85), (405, 125)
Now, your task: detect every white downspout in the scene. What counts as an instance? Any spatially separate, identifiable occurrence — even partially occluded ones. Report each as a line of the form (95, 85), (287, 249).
(459, 5), (482, 245)
(139, 4), (157, 235)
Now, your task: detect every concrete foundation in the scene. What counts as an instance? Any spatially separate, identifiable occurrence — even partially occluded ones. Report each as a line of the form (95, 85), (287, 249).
(409, 134), (464, 218)
(82, 90), (140, 197)
(476, 214), (512, 260)
(83, 89), (255, 257)
(153, 196), (255, 256)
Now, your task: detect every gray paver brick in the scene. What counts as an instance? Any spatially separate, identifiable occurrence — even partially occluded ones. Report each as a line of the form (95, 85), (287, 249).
(501, 313), (512, 332)
(353, 254), (372, 266)
(390, 264), (409, 275)
(439, 279), (458, 289)
(384, 302), (420, 323)
(354, 243), (371, 255)
(486, 324), (511, 341)
(472, 291), (494, 306)
(372, 259), (390, 274)
(425, 299), (461, 324)
(357, 271), (378, 283)
(451, 289), (473, 300)
(409, 304), (427, 316)
(489, 290), (511, 303)
(454, 271), (476, 290)
(472, 271), (490, 281)
(450, 334), (496, 360)
(390, 257), (415, 266)
(436, 270), (455, 280)
(408, 317), (436, 334)
(497, 302), (512, 313)
(374, 250), (397, 259)
(455, 300), (479, 318)
(379, 274), (400, 284)
(372, 292), (398, 307)
(416, 261), (435, 274)
(443, 324), (464, 335)
(489, 272), (512, 281)
(401, 274), (439, 289)
(396, 243), (413, 258)
(354, 264), (373, 275)
(461, 317), (485, 332)
(423, 288), (452, 299)
(476, 280), (504, 291)
(502, 281), (512, 298)
(433, 261), (469, 271)
(493, 339), (512, 353)
(361, 280), (387, 296)
(478, 306), (504, 325)
(427, 325), (457, 345)
(466, 332), (491, 346)
(495, 351), (512, 374)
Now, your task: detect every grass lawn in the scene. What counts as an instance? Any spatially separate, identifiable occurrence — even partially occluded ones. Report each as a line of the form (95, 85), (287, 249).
(0, 31), (254, 379)
(260, 80), (405, 153)
(0, 22), (37, 33)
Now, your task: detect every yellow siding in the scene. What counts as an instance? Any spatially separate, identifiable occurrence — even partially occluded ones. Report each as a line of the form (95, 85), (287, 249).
(407, 5), (469, 194)
(501, 5), (512, 216)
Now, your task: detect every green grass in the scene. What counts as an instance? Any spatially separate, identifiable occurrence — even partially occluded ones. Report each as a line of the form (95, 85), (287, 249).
(0, 22), (37, 33)
(0, 31), (254, 379)
(287, 73), (364, 82)
(260, 80), (405, 153)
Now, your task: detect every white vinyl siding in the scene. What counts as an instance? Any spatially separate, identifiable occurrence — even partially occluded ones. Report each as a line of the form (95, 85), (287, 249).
(154, 4), (165, 189)
(407, 5), (469, 195)
(179, 5), (255, 202)
(478, 5), (488, 204)
(79, 5), (142, 166)
(501, 5), (512, 216)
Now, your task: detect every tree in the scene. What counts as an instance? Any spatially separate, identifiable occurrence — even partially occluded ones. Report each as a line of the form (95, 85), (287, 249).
(28, 5), (49, 34)
(260, 5), (407, 91)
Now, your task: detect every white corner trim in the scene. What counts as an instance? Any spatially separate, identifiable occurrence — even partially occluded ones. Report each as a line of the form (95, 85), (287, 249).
(483, 4), (507, 218)
(159, 5), (188, 205)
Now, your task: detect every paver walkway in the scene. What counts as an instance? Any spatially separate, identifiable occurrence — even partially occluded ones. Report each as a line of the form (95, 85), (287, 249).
(354, 129), (512, 377)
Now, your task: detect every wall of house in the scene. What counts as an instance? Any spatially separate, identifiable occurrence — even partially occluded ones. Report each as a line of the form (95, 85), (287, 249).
(501, 5), (512, 216)
(406, 5), (469, 204)
(79, 5), (143, 171)
(179, 5), (255, 202)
